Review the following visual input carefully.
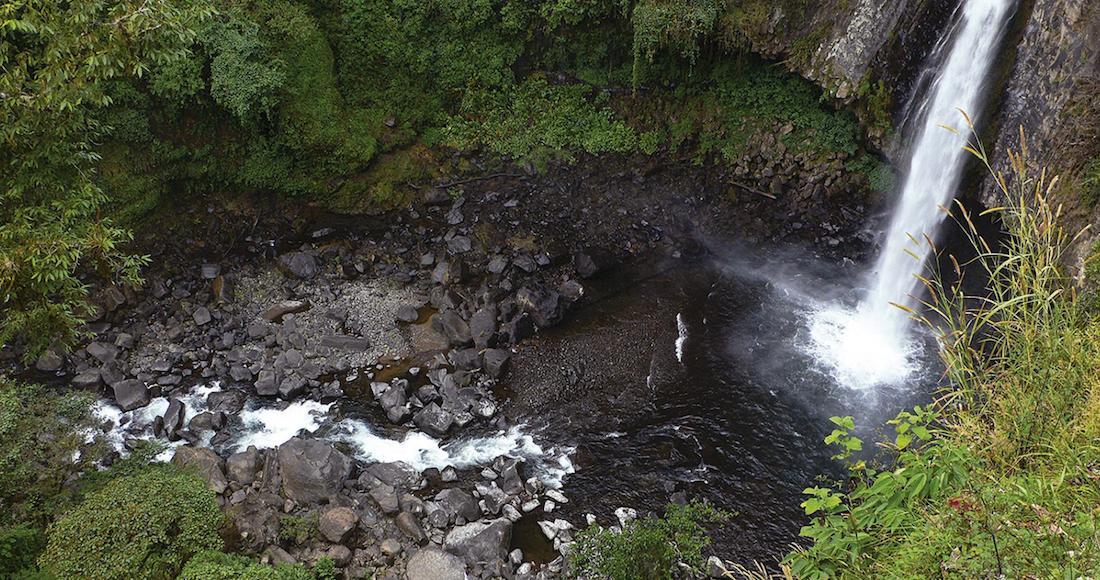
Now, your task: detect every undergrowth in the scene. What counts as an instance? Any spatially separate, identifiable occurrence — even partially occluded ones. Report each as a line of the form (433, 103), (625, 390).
(787, 131), (1100, 577)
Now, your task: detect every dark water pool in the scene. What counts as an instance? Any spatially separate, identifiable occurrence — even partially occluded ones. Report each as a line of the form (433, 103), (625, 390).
(508, 248), (941, 565)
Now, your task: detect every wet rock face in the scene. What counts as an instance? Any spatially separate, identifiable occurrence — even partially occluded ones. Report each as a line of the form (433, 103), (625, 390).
(276, 437), (353, 504)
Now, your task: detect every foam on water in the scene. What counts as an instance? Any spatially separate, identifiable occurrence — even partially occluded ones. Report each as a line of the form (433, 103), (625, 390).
(332, 421), (575, 488)
(675, 313), (688, 363)
(90, 384), (575, 486)
(806, 304), (922, 390)
(89, 383), (222, 461)
(233, 400), (333, 451)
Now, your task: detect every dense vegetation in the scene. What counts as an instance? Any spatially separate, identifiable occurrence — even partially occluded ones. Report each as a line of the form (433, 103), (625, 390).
(0, 0), (877, 361)
(568, 500), (727, 579)
(787, 145), (1100, 576)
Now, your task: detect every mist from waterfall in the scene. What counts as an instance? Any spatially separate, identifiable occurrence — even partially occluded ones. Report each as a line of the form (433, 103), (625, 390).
(807, 0), (1015, 389)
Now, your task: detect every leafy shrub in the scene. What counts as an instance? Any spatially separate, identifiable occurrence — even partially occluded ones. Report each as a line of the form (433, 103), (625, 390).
(39, 465), (224, 580)
(568, 500), (726, 579)
(0, 0), (213, 360)
(0, 377), (100, 576)
(279, 513), (318, 545)
(446, 77), (642, 167)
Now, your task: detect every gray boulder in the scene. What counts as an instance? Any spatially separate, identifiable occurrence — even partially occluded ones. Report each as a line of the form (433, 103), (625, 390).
(193, 306), (212, 326)
(261, 300), (311, 322)
(111, 379), (149, 411)
(277, 437), (352, 504)
(469, 307), (497, 349)
(227, 447), (260, 485)
(171, 446), (228, 494)
(277, 252), (320, 280)
(443, 518), (513, 564)
(35, 350), (64, 372)
(254, 369), (278, 396)
(482, 349), (511, 378)
(163, 398), (185, 440)
(71, 369), (101, 388)
(406, 548), (466, 580)
(436, 488), (480, 523)
(318, 506), (358, 543)
(86, 341), (118, 364)
(413, 402), (454, 437)
(431, 311), (471, 346)
(380, 385), (409, 423)
(231, 492), (282, 553)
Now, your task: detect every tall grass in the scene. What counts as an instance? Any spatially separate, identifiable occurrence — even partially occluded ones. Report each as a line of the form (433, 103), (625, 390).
(788, 130), (1100, 577)
(911, 126), (1097, 470)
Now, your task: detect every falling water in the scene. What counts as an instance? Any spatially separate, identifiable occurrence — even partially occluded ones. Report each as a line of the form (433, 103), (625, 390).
(808, 0), (1014, 389)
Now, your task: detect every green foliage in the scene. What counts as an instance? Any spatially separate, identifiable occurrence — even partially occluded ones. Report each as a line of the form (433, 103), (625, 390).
(278, 513), (318, 545)
(0, 0), (213, 360)
(846, 154), (894, 193)
(568, 500), (726, 580)
(856, 78), (892, 133)
(203, 16), (287, 122)
(0, 377), (100, 576)
(447, 77), (643, 167)
(790, 142), (1100, 577)
(179, 551), (313, 580)
(709, 61), (860, 157)
(39, 465), (225, 580)
(1080, 155), (1100, 207)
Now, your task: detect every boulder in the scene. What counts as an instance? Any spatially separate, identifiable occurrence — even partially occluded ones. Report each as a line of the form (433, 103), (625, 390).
(261, 300), (311, 322)
(277, 252), (320, 280)
(406, 547), (466, 580)
(319, 334), (371, 352)
(368, 482), (400, 514)
(278, 375), (307, 400)
(35, 350), (64, 372)
(431, 311), (471, 347)
(71, 369), (102, 388)
(163, 398), (185, 440)
(515, 286), (563, 327)
(482, 349), (511, 378)
(255, 369), (278, 396)
(231, 492), (282, 553)
(318, 506), (358, 544)
(413, 402), (454, 437)
(86, 341), (118, 364)
(379, 385), (409, 423)
(111, 379), (149, 411)
(227, 447), (261, 485)
(436, 488), (479, 523)
(171, 446), (228, 494)
(395, 304), (420, 323)
(443, 518), (512, 564)
(431, 260), (464, 286)
(277, 437), (352, 504)
(395, 510), (426, 543)
(469, 307), (497, 349)
(192, 306), (212, 326)
(208, 389), (246, 413)
(365, 462), (421, 489)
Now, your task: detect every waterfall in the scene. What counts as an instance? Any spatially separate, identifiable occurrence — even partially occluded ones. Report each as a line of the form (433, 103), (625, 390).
(807, 0), (1014, 389)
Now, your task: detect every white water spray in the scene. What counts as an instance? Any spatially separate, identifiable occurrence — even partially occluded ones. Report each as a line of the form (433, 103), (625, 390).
(809, 0), (1013, 389)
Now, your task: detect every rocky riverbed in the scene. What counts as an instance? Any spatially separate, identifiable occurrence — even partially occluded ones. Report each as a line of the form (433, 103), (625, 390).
(6, 153), (877, 578)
